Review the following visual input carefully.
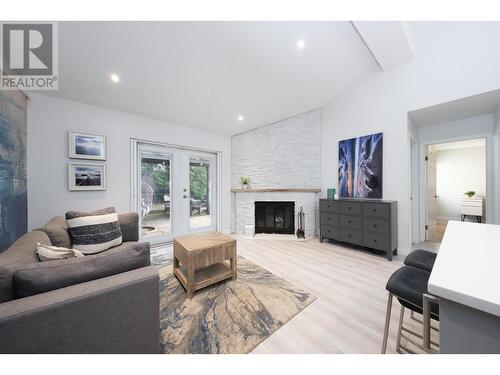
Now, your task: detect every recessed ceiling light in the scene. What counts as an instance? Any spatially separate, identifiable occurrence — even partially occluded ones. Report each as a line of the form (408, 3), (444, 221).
(207, 89), (211, 94)
(297, 39), (305, 50)
(237, 115), (244, 122)
(110, 73), (120, 83)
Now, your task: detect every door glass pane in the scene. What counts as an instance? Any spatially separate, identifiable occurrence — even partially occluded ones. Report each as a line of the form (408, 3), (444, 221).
(140, 153), (171, 237)
(189, 158), (211, 229)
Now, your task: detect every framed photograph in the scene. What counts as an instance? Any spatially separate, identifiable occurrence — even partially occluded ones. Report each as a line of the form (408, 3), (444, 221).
(68, 162), (106, 191)
(339, 132), (383, 199)
(69, 131), (106, 160)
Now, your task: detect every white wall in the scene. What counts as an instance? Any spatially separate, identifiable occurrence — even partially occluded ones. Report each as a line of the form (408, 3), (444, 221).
(418, 114), (494, 143)
(321, 22), (500, 254)
(27, 94), (232, 232)
(436, 146), (486, 220)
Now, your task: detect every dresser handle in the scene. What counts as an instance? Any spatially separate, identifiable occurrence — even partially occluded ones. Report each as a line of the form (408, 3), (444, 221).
(374, 239), (377, 243)
(348, 234), (352, 237)
(348, 207), (351, 210)
(348, 220), (351, 224)
(374, 224), (377, 228)
(374, 209), (377, 212)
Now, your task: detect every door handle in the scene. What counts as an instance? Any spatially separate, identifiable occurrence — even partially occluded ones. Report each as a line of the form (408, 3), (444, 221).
(183, 195), (188, 199)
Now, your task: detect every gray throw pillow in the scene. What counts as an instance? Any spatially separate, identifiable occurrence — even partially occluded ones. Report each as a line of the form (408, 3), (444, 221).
(15, 242), (150, 298)
(65, 207), (123, 254)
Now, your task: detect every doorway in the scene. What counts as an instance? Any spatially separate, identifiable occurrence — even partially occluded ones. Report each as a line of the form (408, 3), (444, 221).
(132, 140), (218, 245)
(425, 138), (486, 243)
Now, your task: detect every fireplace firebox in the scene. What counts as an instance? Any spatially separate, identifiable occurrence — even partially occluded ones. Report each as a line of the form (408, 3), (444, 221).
(254, 201), (295, 234)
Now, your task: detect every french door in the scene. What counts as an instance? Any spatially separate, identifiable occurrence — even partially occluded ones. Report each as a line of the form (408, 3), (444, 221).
(132, 141), (218, 245)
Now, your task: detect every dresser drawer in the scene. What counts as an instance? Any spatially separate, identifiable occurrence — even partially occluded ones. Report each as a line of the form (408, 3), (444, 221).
(363, 232), (390, 251)
(363, 203), (390, 218)
(363, 218), (390, 234)
(340, 201), (362, 216)
(340, 215), (362, 230)
(320, 200), (339, 213)
(321, 225), (339, 239)
(340, 228), (362, 245)
(320, 212), (339, 226)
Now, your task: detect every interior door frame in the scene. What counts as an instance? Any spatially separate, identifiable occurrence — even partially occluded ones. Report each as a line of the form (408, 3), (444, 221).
(418, 133), (493, 243)
(409, 135), (420, 245)
(130, 138), (222, 246)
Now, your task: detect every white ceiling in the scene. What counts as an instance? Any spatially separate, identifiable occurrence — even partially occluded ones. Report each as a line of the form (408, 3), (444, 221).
(409, 88), (500, 128)
(352, 21), (414, 70)
(40, 21), (381, 135)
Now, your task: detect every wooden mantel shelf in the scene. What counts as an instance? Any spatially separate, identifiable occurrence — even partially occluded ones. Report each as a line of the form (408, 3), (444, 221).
(231, 188), (321, 193)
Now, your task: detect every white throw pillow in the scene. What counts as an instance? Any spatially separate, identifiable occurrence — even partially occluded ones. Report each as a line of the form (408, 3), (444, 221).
(36, 243), (84, 262)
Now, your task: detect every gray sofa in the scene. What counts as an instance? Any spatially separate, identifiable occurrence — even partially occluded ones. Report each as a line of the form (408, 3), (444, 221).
(0, 213), (160, 354)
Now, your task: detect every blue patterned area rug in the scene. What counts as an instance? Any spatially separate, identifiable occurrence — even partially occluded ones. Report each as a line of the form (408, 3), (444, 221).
(153, 256), (316, 354)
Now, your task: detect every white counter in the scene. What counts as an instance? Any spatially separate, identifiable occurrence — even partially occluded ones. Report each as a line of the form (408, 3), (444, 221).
(428, 220), (500, 317)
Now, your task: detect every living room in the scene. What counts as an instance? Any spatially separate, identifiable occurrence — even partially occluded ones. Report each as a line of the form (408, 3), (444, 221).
(2, 1), (500, 373)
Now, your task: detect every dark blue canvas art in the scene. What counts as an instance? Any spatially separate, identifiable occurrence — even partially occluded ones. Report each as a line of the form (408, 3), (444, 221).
(0, 90), (28, 253)
(338, 132), (383, 198)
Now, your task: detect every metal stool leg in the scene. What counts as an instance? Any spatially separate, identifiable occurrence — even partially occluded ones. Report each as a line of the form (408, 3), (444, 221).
(396, 305), (405, 353)
(381, 293), (393, 354)
(423, 293), (440, 353)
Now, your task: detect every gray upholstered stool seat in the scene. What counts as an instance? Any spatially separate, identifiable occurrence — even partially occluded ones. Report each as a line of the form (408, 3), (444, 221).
(386, 266), (439, 318)
(404, 250), (437, 273)
(382, 265), (440, 354)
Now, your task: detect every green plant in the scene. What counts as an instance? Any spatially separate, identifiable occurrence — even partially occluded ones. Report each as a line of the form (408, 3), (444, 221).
(464, 191), (476, 198)
(240, 176), (251, 185)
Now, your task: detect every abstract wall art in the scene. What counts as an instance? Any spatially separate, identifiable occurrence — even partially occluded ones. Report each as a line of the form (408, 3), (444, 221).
(338, 132), (383, 199)
(0, 90), (28, 253)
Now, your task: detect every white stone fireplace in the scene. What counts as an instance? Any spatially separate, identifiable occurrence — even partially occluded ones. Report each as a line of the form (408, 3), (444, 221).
(231, 109), (322, 237)
(232, 190), (319, 237)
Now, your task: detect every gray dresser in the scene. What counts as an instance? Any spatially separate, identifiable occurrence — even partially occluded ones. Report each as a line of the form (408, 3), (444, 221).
(319, 198), (398, 261)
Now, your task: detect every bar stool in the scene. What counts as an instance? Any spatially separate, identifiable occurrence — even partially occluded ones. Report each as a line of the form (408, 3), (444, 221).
(381, 266), (440, 354)
(404, 249), (437, 272)
(404, 249), (438, 325)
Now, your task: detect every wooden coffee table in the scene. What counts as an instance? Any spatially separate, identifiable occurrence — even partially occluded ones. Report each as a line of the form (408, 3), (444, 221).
(173, 232), (237, 298)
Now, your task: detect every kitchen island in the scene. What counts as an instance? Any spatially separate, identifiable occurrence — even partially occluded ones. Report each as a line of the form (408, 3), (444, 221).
(428, 221), (500, 353)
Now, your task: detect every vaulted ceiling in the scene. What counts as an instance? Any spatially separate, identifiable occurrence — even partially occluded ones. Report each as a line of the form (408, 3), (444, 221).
(40, 21), (413, 135)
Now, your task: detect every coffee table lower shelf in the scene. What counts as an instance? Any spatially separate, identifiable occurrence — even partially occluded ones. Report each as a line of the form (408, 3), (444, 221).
(174, 262), (234, 297)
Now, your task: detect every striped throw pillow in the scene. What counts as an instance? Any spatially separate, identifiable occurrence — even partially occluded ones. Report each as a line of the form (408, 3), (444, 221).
(65, 207), (123, 254)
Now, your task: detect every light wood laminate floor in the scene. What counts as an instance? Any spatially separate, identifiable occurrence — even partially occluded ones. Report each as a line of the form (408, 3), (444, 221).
(237, 236), (412, 354)
(153, 236), (435, 354)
